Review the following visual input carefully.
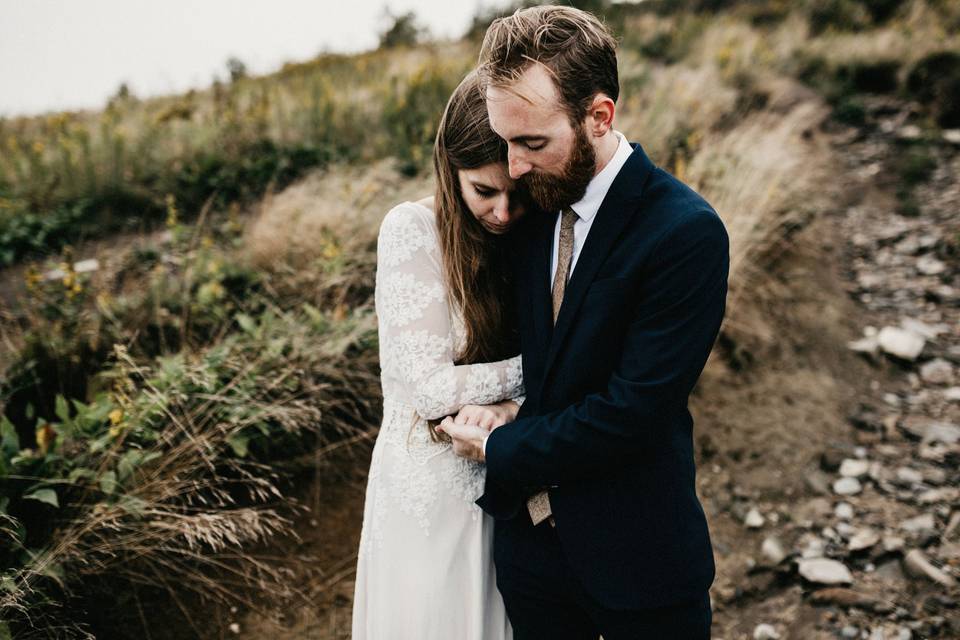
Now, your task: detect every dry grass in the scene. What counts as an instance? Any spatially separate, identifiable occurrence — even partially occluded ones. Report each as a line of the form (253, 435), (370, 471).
(244, 158), (432, 271)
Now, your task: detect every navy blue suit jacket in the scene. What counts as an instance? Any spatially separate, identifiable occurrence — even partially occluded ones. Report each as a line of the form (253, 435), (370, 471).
(477, 142), (728, 610)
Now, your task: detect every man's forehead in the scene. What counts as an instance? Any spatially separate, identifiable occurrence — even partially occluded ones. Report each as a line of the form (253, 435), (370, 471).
(485, 64), (562, 111)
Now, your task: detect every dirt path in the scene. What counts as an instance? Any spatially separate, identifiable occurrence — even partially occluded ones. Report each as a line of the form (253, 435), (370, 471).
(704, 106), (960, 638)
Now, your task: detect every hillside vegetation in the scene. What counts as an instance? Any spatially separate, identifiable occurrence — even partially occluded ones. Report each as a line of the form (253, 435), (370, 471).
(2, 1), (959, 637)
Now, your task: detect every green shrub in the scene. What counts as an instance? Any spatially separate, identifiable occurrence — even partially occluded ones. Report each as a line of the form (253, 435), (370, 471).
(807, 0), (872, 35)
(832, 97), (867, 126)
(906, 51), (960, 128)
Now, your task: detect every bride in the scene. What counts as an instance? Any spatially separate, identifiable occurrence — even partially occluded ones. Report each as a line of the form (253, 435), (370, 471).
(351, 71), (528, 639)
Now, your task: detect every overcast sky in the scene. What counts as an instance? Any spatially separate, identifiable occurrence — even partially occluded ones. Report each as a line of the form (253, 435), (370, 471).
(0, 0), (509, 117)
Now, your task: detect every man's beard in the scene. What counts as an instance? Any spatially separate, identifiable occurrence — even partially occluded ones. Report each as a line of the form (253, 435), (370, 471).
(523, 122), (597, 213)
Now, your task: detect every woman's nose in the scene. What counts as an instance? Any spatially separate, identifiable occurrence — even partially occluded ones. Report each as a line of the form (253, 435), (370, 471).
(494, 195), (511, 222)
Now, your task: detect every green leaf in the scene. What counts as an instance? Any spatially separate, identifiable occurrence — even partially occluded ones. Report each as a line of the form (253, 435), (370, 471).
(235, 312), (257, 334)
(117, 495), (148, 517)
(54, 394), (70, 423)
(22, 488), (58, 508)
(117, 449), (142, 481)
(227, 431), (249, 457)
(68, 467), (97, 484)
(99, 471), (117, 495)
(0, 414), (19, 457)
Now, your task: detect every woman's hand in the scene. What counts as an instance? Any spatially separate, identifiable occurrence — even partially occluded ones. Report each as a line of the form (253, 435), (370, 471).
(437, 400), (519, 462)
(453, 399), (519, 431)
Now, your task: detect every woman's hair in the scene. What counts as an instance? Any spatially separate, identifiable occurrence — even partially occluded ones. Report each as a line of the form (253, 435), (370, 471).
(434, 70), (517, 365)
(415, 70), (519, 443)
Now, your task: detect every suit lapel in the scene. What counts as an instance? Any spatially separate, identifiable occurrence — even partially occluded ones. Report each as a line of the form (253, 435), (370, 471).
(528, 208), (558, 362)
(541, 143), (655, 380)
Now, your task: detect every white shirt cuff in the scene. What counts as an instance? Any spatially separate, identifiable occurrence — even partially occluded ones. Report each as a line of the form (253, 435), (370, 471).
(482, 433), (489, 458)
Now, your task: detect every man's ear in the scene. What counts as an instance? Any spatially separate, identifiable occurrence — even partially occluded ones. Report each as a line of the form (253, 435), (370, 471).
(586, 93), (615, 136)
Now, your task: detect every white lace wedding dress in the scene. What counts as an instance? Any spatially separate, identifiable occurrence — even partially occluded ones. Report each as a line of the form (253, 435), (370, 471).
(352, 201), (522, 639)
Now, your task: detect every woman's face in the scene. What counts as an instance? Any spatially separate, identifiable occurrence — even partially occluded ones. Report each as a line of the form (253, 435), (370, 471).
(457, 162), (528, 235)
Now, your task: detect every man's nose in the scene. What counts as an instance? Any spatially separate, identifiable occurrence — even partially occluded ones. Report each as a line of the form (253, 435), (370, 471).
(508, 149), (532, 179)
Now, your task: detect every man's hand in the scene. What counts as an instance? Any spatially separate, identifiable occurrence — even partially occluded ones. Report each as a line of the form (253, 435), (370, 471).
(436, 418), (489, 462)
(438, 399), (519, 462)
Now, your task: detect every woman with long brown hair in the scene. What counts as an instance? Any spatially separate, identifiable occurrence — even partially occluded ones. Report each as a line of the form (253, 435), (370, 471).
(351, 70), (527, 638)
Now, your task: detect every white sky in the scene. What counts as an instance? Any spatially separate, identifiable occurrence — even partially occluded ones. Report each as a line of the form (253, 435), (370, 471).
(0, 0), (509, 117)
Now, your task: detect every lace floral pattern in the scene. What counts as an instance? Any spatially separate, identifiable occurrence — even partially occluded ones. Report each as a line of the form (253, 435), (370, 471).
(360, 201), (525, 550)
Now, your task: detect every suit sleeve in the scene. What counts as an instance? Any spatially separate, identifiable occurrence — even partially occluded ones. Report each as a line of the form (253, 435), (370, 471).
(484, 209), (729, 491)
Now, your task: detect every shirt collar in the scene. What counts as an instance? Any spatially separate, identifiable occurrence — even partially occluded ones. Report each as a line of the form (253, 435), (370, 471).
(569, 130), (633, 223)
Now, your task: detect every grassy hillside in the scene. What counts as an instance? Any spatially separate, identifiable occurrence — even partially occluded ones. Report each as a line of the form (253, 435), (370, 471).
(2, 1), (959, 637)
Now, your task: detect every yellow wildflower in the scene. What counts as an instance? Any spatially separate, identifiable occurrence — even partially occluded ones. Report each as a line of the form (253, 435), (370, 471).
(36, 422), (56, 455)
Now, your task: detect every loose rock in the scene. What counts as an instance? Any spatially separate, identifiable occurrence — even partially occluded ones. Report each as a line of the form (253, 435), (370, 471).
(835, 502), (854, 520)
(798, 558), (854, 585)
(753, 623), (781, 640)
(849, 528), (880, 552)
(920, 359), (954, 385)
(762, 536), (788, 565)
(834, 477), (863, 496)
(904, 549), (957, 588)
(839, 458), (870, 478)
(745, 508), (765, 529)
(877, 326), (925, 361)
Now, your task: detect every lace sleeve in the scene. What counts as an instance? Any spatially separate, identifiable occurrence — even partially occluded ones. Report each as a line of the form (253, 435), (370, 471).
(375, 203), (524, 420)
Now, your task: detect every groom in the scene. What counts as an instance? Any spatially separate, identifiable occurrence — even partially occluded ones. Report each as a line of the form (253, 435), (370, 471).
(438, 5), (727, 639)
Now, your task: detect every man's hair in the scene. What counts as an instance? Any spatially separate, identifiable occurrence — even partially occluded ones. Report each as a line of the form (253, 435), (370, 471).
(478, 5), (619, 123)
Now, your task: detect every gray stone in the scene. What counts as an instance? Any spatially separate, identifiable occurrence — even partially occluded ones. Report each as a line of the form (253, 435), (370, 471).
(895, 467), (924, 485)
(918, 487), (960, 504)
(897, 125), (922, 140)
(920, 359), (954, 385)
(798, 557), (854, 585)
(840, 458), (871, 478)
(899, 318), (947, 339)
(900, 513), (936, 535)
(877, 326), (925, 361)
(923, 422), (960, 445)
(904, 549), (957, 588)
(800, 534), (827, 559)
(745, 508), (765, 529)
(762, 536), (788, 565)
(849, 528), (880, 552)
(916, 255), (947, 275)
(835, 502), (855, 521)
(834, 477), (863, 496)
(875, 558), (906, 584)
(753, 623), (781, 640)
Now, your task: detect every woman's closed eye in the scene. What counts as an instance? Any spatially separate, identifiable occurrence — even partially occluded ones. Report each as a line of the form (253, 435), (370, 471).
(474, 186), (496, 199)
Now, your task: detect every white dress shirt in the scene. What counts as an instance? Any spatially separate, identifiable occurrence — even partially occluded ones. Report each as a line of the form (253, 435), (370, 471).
(482, 130), (634, 457)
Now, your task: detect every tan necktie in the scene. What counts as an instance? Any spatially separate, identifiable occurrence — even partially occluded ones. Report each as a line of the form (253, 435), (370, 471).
(528, 207), (578, 527)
